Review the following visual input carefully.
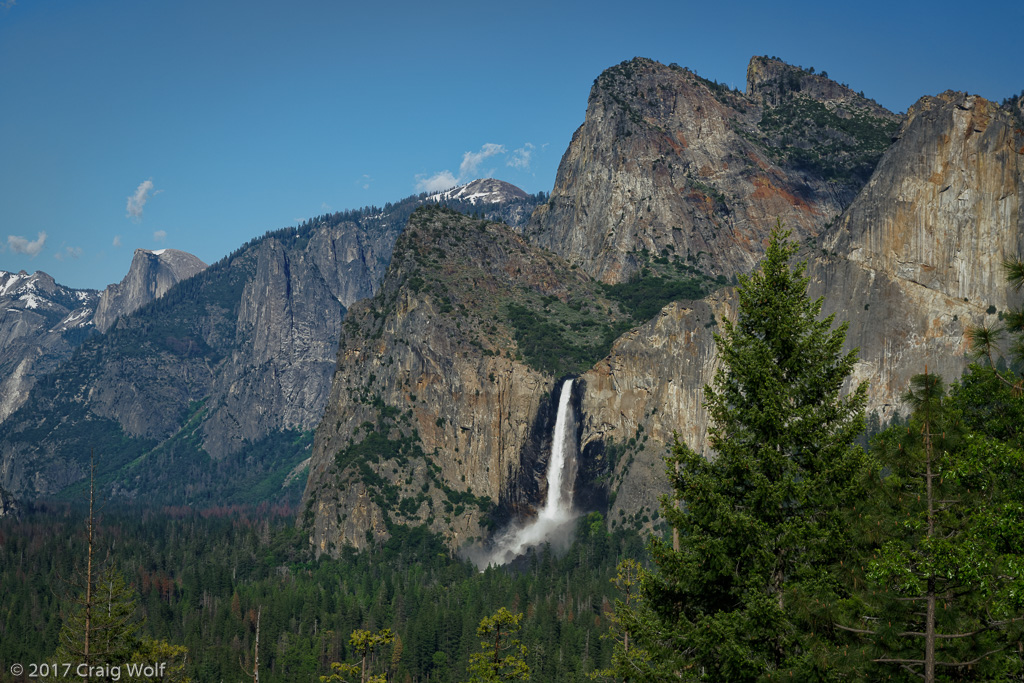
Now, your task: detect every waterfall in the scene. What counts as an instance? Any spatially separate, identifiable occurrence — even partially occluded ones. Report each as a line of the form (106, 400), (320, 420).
(542, 378), (578, 520)
(481, 378), (579, 567)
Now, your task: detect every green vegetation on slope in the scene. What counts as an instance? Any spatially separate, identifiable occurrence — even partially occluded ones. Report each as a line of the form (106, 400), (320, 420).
(374, 206), (642, 377)
(377, 206), (720, 378)
(600, 251), (715, 323)
(756, 95), (900, 184)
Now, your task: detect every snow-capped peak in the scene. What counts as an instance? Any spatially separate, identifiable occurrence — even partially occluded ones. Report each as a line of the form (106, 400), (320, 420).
(425, 178), (529, 205)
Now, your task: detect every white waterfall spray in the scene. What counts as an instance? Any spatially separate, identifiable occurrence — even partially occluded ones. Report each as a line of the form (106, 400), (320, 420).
(481, 378), (579, 567)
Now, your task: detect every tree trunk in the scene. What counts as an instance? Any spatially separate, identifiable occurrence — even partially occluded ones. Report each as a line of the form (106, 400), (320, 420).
(84, 450), (95, 668)
(923, 380), (936, 683)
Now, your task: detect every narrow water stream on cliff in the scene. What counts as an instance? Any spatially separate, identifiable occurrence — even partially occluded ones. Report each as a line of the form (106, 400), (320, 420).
(481, 378), (579, 567)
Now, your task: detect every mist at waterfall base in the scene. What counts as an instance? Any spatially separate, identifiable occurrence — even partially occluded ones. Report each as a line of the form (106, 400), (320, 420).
(468, 379), (580, 569)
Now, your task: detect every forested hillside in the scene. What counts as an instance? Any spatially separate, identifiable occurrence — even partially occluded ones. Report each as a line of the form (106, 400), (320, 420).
(0, 504), (643, 682)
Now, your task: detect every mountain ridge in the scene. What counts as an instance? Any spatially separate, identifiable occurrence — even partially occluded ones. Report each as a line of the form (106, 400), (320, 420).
(93, 248), (208, 332)
(0, 184), (543, 507)
(525, 56), (902, 285)
(303, 56), (1022, 551)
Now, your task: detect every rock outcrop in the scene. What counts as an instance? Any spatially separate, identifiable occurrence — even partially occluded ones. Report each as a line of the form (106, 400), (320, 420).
(577, 295), (725, 528)
(746, 56), (893, 118)
(573, 89), (1023, 530)
(302, 206), (633, 553)
(811, 90), (1024, 414)
(821, 91), (1023, 307)
(526, 57), (901, 284)
(93, 249), (207, 332)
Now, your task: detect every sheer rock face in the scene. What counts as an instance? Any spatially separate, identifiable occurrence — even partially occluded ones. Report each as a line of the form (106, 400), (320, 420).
(304, 208), (584, 554)
(93, 249), (208, 332)
(810, 91), (1024, 416)
(526, 57), (900, 285)
(574, 91), (1022, 528)
(578, 295), (726, 525)
(822, 92), (1024, 307)
(198, 232), (356, 457)
(0, 271), (98, 422)
(0, 216), (399, 499)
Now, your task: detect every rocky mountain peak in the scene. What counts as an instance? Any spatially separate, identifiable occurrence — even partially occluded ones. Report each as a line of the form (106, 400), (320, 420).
(93, 247), (207, 332)
(0, 270), (98, 422)
(426, 178), (529, 205)
(528, 56), (900, 285)
(0, 269), (95, 323)
(1, 270), (58, 302)
(746, 56), (893, 117)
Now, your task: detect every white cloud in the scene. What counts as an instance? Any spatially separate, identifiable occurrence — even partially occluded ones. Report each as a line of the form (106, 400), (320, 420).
(1, 1), (16, 10)
(8, 231), (47, 257)
(418, 142), (529, 193)
(126, 179), (160, 221)
(54, 246), (83, 262)
(459, 143), (505, 178)
(507, 143), (535, 170)
(359, 174), (373, 190)
(415, 170), (459, 193)
(153, 230), (167, 242)
(112, 235), (122, 247)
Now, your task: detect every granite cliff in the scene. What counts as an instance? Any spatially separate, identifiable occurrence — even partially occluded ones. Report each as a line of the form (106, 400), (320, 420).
(302, 206), (633, 553)
(811, 90), (1024, 409)
(93, 248), (208, 332)
(0, 249), (206, 426)
(571, 86), (1023, 532)
(527, 57), (900, 284)
(0, 210), (398, 503)
(301, 59), (1021, 547)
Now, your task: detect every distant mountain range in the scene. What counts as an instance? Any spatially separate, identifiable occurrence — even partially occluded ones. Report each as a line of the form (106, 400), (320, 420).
(0, 185), (544, 507)
(0, 249), (207, 423)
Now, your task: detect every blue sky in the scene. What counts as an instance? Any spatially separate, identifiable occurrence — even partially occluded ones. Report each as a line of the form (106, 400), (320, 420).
(2, 0), (1021, 290)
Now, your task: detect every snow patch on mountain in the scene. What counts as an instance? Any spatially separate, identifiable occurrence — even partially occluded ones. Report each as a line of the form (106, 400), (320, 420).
(425, 178), (530, 205)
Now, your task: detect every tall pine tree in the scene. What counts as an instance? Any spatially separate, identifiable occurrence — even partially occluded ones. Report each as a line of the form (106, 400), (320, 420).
(838, 371), (1024, 681)
(617, 221), (872, 681)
